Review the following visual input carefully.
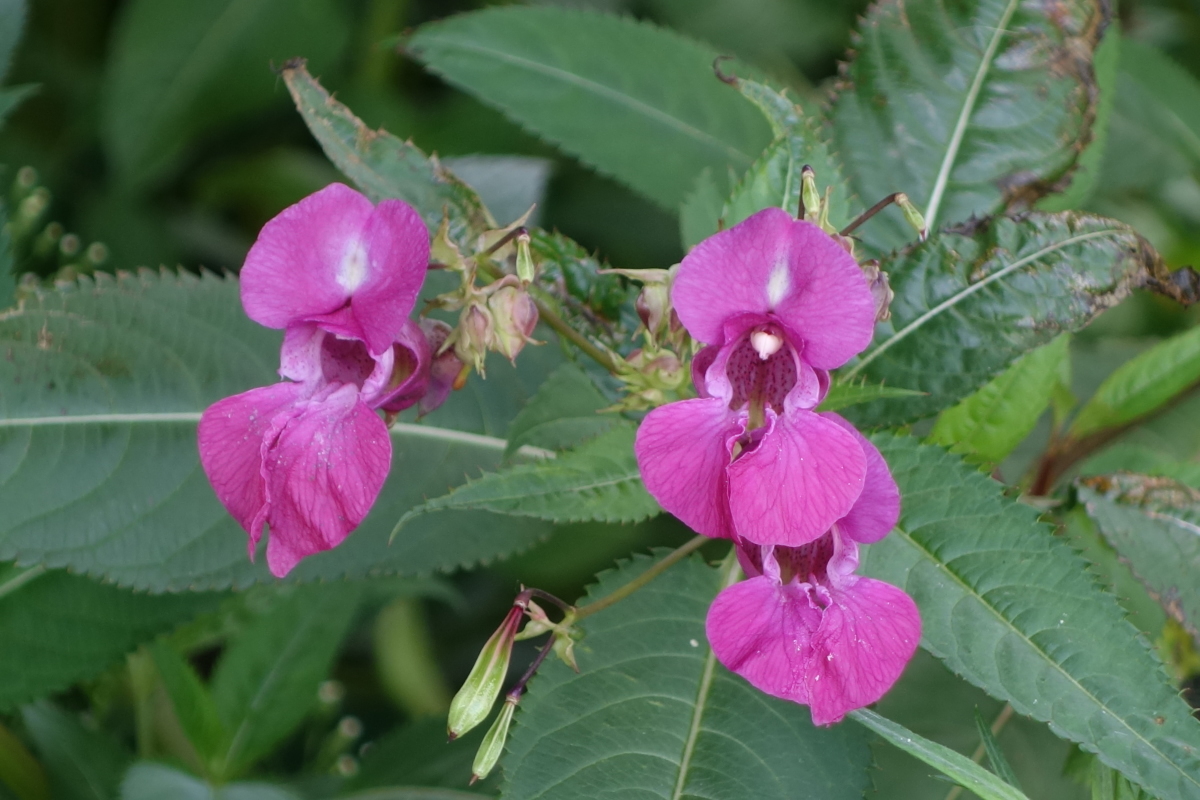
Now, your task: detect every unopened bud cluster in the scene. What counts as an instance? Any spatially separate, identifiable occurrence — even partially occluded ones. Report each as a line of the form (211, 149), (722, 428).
(7, 166), (109, 291)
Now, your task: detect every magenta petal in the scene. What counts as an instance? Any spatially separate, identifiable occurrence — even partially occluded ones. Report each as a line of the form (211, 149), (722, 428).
(706, 574), (819, 705)
(261, 385), (392, 577)
(241, 184), (375, 330)
(198, 383), (305, 550)
(635, 398), (741, 540)
(375, 319), (432, 412)
(804, 576), (921, 725)
(728, 410), (867, 547)
(672, 208), (875, 368)
(826, 413), (900, 543)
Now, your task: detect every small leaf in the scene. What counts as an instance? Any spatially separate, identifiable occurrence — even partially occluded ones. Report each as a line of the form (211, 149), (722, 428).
(280, 61), (491, 248)
(850, 709), (1029, 800)
(1069, 325), (1200, 440)
(504, 363), (613, 458)
(973, 708), (1022, 791)
(833, 0), (1110, 252)
(401, 425), (658, 527)
(149, 643), (227, 770)
(862, 434), (1200, 800)
(722, 79), (851, 230)
(210, 584), (361, 777)
(102, 0), (350, 190)
(404, 6), (772, 210)
(20, 701), (130, 800)
(501, 551), (873, 800)
(1077, 474), (1200, 643)
(841, 213), (1187, 427)
(929, 334), (1071, 463)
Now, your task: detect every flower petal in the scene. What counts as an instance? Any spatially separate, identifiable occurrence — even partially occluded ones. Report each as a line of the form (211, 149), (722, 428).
(241, 183), (375, 330)
(672, 208), (875, 368)
(261, 384), (392, 577)
(728, 410), (867, 547)
(826, 413), (900, 543)
(374, 319), (432, 412)
(706, 573), (819, 705)
(198, 382), (305, 552)
(804, 576), (921, 726)
(635, 398), (741, 540)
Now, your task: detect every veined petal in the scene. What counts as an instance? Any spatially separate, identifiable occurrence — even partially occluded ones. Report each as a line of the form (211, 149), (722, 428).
(706, 572), (820, 705)
(728, 410), (866, 547)
(804, 576), (921, 726)
(826, 413), (900, 543)
(197, 383), (306, 551)
(672, 208), (875, 368)
(635, 398), (741, 540)
(374, 318), (432, 412)
(261, 384), (392, 577)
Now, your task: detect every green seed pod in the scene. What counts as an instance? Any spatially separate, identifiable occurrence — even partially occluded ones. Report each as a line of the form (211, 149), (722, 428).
(448, 605), (522, 740)
(471, 694), (518, 784)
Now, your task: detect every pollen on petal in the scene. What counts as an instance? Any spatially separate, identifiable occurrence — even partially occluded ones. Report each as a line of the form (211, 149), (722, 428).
(337, 238), (369, 293)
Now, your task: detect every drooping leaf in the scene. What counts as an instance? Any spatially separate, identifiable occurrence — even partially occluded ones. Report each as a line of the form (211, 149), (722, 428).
(0, 270), (560, 591)
(1077, 474), (1200, 643)
(840, 213), (1186, 427)
(119, 762), (299, 800)
(209, 584), (360, 777)
(0, 568), (222, 711)
(280, 61), (491, 248)
(929, 334), (1071, 463)
(501, 551), (873, 800)
(850, 709), (1029, 800)
(20, 702), (130, 800)
(1069, 325), (1200, 441)
(833, 0), (1110, 252)
(721, 78), (851, 231)
(404, 6), (772, 210)
(400, 425), (658, 528)
(861, 434), (1200, 800)
(503, 363), (613, 458)
(102, 0), (350, 190)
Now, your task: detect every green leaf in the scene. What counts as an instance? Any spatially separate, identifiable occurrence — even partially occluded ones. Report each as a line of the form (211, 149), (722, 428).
(209, 584), (361, 777)
(0, 569), (222, 711)
(344, 717), (497, 794)
(1077, 474), (1200, 643)
(861, 434), (1200, 800)
(816, 380), (925, 413)
(1116, 40), (1200, 173)
(832, 0), (1110, 252)
(850, 709), (1029, 800)
(119, 762), (299, 800)
(0, 719), (49, 800)
(501, 551), (873, 800)
(102, 0), (350, 190)
(404, 6), (772, 210)
(280, 62), (491, 248)
(974, 708), (1023, 791)
(401, 425), (658, 527)
(722, 79), (851, 230)
(149, 643), (226, 769)
(503, 363), (613, 458)
(678, 169), (723, 251)
(1069, 326), (1200, 440)
(20, 701), (130, 800)
(0, 0), (26, 84)
(840, 213), (1175, 426)
(0, 270), (562, 590)
(929, 334), (1071, 463)
(0, 84), (36, 130)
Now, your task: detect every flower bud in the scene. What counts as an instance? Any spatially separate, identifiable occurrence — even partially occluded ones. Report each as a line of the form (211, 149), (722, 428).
(488, 284), (539, 362)
(454, 302), (494, 375)
(801, 165), (821, 223)
(418, 318), (466, 416)
(515, 231), (535, 284)
(448, 605), (522, 740)
(471, 693), (518, 784)
(894, 193), (928, 241)
(635, 282), (670, 343)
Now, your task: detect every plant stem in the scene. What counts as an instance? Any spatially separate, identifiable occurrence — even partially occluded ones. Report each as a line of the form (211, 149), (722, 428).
(575, 536), (710, 620)
(509, 637), (556, 699)
(943, 703), (1015, 800)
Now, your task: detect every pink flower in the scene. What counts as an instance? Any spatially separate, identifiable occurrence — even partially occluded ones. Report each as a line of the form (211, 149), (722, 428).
(198, 184), (431, 577)
(705, 426), (920, 725)
(635, 208), (878, 546)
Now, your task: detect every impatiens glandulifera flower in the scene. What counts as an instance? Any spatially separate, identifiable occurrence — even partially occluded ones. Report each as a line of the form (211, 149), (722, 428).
(705, 421), (920, 725)
(635, 207), (878, 547)
(198, 183), (432, 577)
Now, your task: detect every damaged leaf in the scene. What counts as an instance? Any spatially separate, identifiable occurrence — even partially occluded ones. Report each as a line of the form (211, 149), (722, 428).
(840, 212), (1197, 427)
(832, 0), (1111, 253)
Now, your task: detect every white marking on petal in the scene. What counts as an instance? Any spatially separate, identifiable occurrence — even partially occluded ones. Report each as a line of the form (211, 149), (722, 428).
(337, 238), (369, 293)
(766, 259), (790, 307)
(751, 330), (783, 360)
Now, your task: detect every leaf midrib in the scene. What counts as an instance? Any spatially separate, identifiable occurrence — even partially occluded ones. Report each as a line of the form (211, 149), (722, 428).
(846, 228), (1121, 378)
(893, 523), (1200, 792)
(923, 0), (1021, 230)
(415, 35), (756, 168)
